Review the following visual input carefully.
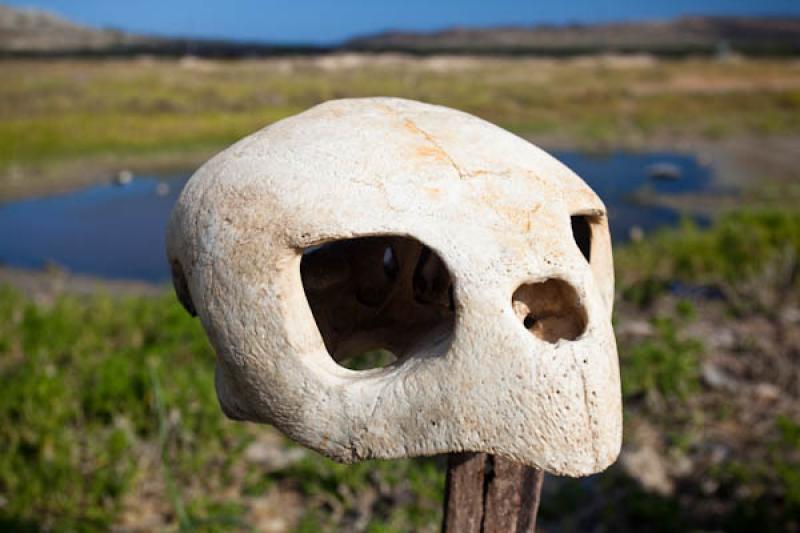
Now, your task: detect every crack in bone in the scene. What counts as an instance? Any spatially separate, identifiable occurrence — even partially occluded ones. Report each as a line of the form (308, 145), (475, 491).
(377, 102), (466, 180)
(402, 117), (467, 180)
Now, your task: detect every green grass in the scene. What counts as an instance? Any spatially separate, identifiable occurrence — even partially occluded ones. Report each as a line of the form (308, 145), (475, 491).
(1, 209), (799, 530)
(0, 288), (252, 530)
(617, 210), (800, 306)
(709, 416), (800, 530)
(2, 53), (799, 530)
(285, 455), (445, 531)
(621, 312), (704, 402)
(2, 57), (800, 177)
(0, 286), (446, 531)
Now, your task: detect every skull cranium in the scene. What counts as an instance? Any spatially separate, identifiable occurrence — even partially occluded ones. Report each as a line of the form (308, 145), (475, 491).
(167, 97), (621, 476)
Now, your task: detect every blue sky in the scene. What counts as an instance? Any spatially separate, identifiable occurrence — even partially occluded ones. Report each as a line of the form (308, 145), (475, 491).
(5, 0), (800, 44)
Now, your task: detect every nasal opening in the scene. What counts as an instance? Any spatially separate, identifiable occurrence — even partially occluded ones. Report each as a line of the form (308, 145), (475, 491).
(512, 279), (587, 343)
(300, 235), (455, 370)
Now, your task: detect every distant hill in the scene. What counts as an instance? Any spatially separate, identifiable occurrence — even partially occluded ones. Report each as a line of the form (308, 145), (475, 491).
(1, 5), (798, 58)
(0, 4), (149, 51)
(0, 4), (324, 57)
(345, 16), (800, 56)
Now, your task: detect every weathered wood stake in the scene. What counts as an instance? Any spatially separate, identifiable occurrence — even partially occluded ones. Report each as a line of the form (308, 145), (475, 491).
(443, 453), (544, 533)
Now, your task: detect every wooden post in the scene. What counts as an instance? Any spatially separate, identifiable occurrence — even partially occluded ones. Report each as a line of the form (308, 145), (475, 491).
(443, 452), (544, 533)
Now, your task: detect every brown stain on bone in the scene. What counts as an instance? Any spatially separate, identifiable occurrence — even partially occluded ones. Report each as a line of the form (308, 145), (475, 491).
(403, 118), (424, 135)
(404, 119), (450, 162)
(423, 186), (443, 199)
(416, 144), (449, 162)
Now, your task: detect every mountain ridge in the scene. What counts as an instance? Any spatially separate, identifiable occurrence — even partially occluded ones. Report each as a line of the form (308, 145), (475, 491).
(1, 4), (798, 57)
(344, 16), (800, 55)
(0, 4), (323, 57)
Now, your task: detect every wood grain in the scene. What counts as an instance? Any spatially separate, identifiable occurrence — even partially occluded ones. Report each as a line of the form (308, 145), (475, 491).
(443, 453), (544, 533)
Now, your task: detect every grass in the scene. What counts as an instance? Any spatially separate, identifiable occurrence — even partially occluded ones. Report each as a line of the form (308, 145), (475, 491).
(709, 416), (800, 530)
(2, 56), (800, 184)
(0, 288), (253, 530)
(285, 455), (445, 531)
(1, 209), (799, 530)
(1, 52), (798, 530)
(0, 286), (446, 531)
(620, 312), (704, 402)
(617, 210), (800, 307)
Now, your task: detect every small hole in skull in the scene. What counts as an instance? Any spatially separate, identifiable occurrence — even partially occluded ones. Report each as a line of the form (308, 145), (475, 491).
(301, 235), (455, 370)
(570, 215), (593, 263)
(512, 279), (588, 343)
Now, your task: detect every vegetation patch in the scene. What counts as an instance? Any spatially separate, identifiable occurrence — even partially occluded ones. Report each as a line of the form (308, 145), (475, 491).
(1, 206), (799, 529)
(2, 57), (800, 195)
(621, 313), (704, 402)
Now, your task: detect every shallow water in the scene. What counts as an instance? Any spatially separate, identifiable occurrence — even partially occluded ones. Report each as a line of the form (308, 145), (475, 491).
(0, 151), (711, 282)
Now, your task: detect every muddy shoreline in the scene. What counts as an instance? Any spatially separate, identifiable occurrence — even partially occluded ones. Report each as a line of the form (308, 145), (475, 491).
(0, 148), (217, 202)
(0, 264), (166, 299)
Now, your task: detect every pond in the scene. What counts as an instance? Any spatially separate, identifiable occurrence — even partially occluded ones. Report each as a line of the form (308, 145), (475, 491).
(0, 151), (712, 283)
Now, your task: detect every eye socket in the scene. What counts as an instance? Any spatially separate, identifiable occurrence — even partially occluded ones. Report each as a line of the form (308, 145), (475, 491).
(300, 235), (455, 370)
(570, 215), (593, 263)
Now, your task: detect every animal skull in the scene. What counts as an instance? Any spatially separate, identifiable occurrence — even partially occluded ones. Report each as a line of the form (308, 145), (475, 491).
(167, 97), (621, 477)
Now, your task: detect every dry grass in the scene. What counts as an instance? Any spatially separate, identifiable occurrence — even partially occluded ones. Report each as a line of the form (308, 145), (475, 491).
(2, 54), (800, 196)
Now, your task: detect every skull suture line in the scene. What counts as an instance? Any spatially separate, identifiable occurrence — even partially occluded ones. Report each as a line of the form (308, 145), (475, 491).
(167, 97), (621, 477)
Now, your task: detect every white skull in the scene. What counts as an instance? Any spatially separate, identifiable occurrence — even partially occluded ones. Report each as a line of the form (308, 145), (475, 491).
(167, 97), (621, 476)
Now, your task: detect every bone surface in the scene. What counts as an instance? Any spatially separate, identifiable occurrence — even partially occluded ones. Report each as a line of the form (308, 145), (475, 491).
(166, 97), (622, 476)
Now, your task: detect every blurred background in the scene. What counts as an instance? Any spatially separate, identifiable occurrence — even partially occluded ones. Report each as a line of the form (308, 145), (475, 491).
(1, 1), (799, 531)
